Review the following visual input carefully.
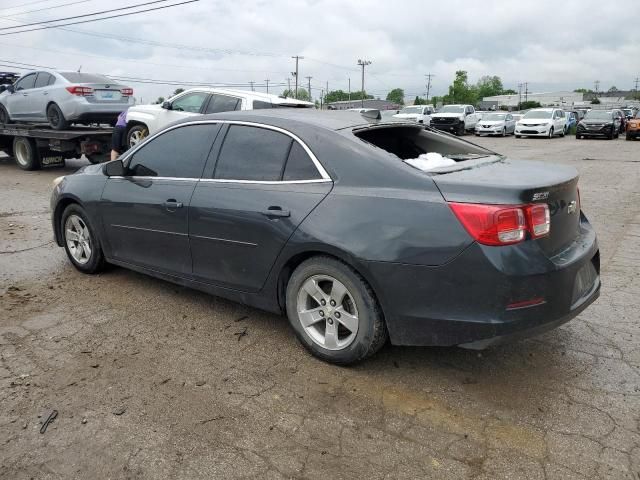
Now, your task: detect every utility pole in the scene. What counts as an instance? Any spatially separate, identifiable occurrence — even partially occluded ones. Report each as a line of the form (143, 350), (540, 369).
(357, 59), (371, 108)
(286, 77), (291, 94)
(594, 80), (600, 95)
(633, 76), (639, 94)
(517, 83), (523, 110)
(320, 89), (324, 110)
(425, 73), (434, 101)
(264, 79), (270, 94)
(348, 77), (351, 102)
(292, 55), (304, 99)
(305, 76), (312, 102)
(524, 82), (529, 103)
(249, 80), (255, 92)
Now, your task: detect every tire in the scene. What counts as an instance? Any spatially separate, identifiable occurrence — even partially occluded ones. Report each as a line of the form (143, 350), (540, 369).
(86, 152), (109, 164)
(60, 204), (105, 274)
(501, 127), (506, 137)
(608, 129), (614, 140)
(456, 123), (464, 136)
(515, 135), (521, 138)
(285, 256), (387, 365)
(12, 137), (40, 171)
(127, 124), (149, 148)
(576, 134), (582, 139)
(0, 104), (11, 124)
(46, 103), (69, 130)
(548, 127), (554, 138)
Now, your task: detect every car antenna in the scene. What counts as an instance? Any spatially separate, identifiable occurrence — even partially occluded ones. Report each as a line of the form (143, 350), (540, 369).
(77, 65), (82, 73)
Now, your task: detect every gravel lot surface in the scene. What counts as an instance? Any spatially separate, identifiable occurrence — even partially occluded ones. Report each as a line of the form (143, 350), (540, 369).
(1, 134), (639, 479)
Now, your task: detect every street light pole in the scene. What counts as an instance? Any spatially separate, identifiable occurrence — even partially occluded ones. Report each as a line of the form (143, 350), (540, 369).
(264, 79), (269, 94)
(357, 59), (371, 108)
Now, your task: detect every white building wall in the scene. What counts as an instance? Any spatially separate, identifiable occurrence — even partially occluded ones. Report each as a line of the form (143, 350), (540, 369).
(483, 91), (584, 107)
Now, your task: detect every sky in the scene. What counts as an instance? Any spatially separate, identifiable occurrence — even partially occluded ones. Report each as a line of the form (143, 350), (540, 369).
(0, 0), (639, 103)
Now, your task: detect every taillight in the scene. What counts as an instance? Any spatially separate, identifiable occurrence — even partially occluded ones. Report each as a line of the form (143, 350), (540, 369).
(121, 88), (133, 96)
(449, 202), (551, 246)
(65, 86), (94, 96)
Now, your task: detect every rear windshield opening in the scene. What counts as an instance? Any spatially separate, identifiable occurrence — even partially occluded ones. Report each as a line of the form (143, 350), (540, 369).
(354, 125), (500, 173)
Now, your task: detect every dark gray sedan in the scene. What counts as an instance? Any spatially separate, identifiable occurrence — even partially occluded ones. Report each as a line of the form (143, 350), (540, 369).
(51, 110), (600, 364)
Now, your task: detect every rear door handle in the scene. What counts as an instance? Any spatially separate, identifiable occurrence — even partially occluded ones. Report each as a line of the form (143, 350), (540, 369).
(163, 199), (183, 210)
(261, 206), (290, 218)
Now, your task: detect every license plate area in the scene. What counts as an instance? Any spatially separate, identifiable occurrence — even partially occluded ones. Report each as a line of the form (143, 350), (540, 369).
(572, 259), (598, 304)
(95, 90), (121, 101)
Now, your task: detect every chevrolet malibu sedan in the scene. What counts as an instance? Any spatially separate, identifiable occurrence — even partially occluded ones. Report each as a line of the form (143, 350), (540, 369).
(50, 110), (600, 364)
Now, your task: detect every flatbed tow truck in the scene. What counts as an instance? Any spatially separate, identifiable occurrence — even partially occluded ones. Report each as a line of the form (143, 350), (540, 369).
(0, 122), (112, 170)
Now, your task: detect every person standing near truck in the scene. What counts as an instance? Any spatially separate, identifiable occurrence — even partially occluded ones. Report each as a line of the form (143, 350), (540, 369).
(110, 109), (128, 161)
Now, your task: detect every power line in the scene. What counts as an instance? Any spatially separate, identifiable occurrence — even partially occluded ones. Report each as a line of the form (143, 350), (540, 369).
(0, 0), (94, 19)
(0, 0), (64, 13)
(0, 0), (199, 36)
(0, 58), (55, 68)
(0, 0), (175, 30)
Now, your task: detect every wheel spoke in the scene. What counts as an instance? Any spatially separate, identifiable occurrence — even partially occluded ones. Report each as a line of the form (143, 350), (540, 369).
(66, 229), (80, 242)
(298, 307), (323, 328)
(329, 281), (347, 305)
(324, 321), (338, 349)
(71, 216), (82, 232)
(302, 279), (329, 305)
(82, 240), (92, 259)
(335, 307), (358, 333)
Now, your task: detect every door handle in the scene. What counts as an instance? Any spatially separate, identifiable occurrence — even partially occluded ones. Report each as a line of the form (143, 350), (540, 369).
(163, 199), (183, 210)
(261, 206), (290, 218)
(43, 92), (48, 95)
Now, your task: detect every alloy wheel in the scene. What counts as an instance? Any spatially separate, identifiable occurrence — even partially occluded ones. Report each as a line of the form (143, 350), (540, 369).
(14, 140), (29, 167)
(296, 275), (359, 351)
(129, 128), (148, 147)
(65, 214), (92, 265)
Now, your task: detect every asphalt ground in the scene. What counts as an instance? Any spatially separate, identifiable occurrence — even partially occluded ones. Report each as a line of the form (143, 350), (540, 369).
(1, 133), (639, 479)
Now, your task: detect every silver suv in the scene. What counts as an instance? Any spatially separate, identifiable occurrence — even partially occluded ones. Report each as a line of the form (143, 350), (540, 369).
(0, 70), (133, 130)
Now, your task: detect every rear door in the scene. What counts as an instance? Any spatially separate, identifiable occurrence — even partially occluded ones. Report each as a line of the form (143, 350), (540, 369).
(6, 73), (37, 119)
(29, 72), (55, 120)
(189, 123), (332, 291)
(100, 123), (220, 275)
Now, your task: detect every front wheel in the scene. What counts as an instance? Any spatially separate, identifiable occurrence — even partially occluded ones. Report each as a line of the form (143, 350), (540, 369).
(61, 204), (105, 274)
(548, 127), (554, 138)
(47, 103), (69, 130)
(456, 124), (465, 136)
(501, 127), (506, 137)
(0, 104), (11, 124)
(515, 135), (521, 138)
(127, 125), (149, 148)
(285, 256), (387, 365)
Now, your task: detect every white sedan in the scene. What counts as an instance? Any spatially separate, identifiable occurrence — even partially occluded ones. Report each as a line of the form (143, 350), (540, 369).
(474, 113), (516, 136)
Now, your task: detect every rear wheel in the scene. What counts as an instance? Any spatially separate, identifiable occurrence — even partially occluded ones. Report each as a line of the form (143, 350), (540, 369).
(47, 103), (69, 130)
(12, 137), (40, 170)
(285, 256), (387, 365)
(127, 124), (149, 148)
(61, 204), (105, 274)
(0, 104), (11, 124)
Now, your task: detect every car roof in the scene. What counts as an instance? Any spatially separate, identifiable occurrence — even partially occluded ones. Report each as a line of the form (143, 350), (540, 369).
(175, 87), (313, 106)
(181, 108), (416, 132)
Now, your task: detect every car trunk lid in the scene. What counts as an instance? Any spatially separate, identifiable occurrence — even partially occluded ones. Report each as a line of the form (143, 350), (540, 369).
(432, 159), (580, 257)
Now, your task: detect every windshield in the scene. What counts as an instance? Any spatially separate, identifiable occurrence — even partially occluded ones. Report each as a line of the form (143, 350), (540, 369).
(523, 110), (552, 119)
(399, 106), (423, 114)
(440, 106), (465, 114)
(483, 114), (506, 121)
(60, 72), (114, 84)
(584, 110), (613, 120)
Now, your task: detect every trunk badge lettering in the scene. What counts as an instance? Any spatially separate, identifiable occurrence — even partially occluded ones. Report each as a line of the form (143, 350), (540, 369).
(567, 200), (577, 214)
(532, 192), (549, 201)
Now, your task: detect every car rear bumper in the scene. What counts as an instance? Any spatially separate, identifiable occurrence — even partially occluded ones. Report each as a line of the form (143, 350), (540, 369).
(63, 99), (132, 123)
(366, 214), (600, 348)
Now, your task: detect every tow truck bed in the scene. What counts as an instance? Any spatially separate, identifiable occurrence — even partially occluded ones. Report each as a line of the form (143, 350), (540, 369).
(0, 123), (113, 170)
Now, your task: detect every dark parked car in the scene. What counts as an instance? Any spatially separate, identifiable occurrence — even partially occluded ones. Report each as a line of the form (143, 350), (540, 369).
(51, 110), (600, 364)
(576, 110), (621, 139)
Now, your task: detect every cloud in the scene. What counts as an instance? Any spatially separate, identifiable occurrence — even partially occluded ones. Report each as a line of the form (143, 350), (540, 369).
(0, 0), (638, 100)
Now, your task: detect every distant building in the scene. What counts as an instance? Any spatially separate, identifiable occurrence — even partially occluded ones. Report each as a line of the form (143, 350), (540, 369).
(326, 99), (400, 110)
(482, 91), (584, 109)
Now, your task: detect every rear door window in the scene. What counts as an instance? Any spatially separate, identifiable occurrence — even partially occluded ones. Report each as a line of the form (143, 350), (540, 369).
(282, 142), (322, 181)
(128, 124), (218, 178)
(34, 72), (53, 88)
(204, 94), (241, 114)
(59, 72), (112, 83)
(214, 125), (292, 181)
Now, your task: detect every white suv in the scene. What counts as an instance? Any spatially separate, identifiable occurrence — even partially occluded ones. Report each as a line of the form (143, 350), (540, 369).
(515, 108), (566, 138)
(125, 88), (313, 147)
(393, 105), (434, 124)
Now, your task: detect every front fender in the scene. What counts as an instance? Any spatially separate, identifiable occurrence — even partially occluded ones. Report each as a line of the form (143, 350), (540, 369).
(125, 110), (156, 130)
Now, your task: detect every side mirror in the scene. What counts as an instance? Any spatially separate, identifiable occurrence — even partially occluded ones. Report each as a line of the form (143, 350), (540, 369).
(103, 159), (125, 177)
(0, 85), (5, 93)
(161, 101), (171, 110)
(6, 84), (14, 94)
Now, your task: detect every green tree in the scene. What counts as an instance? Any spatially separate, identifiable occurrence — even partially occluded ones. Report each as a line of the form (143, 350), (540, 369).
(323, 89), (372, 104)
(446, 71), (478, 105)
(430, 96), (441, 107)
(607, 86), (619, 93)
(501, 88), (517, 95)
(574, 88), (592, 93)
(154, 96), (165, 104)
(476, 75), (503, 99)
(281, 88), (311, 101)
(519, 100), (542, 109)
(173, 88), (185, 96)
(386, 88), (405, 105)
(591, 98), (601, 105)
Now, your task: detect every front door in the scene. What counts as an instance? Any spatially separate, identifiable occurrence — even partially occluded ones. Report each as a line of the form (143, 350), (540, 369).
(189, 124), (332, 292)
(100, 123), (220, 275)
(6, 72), (37, 120)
